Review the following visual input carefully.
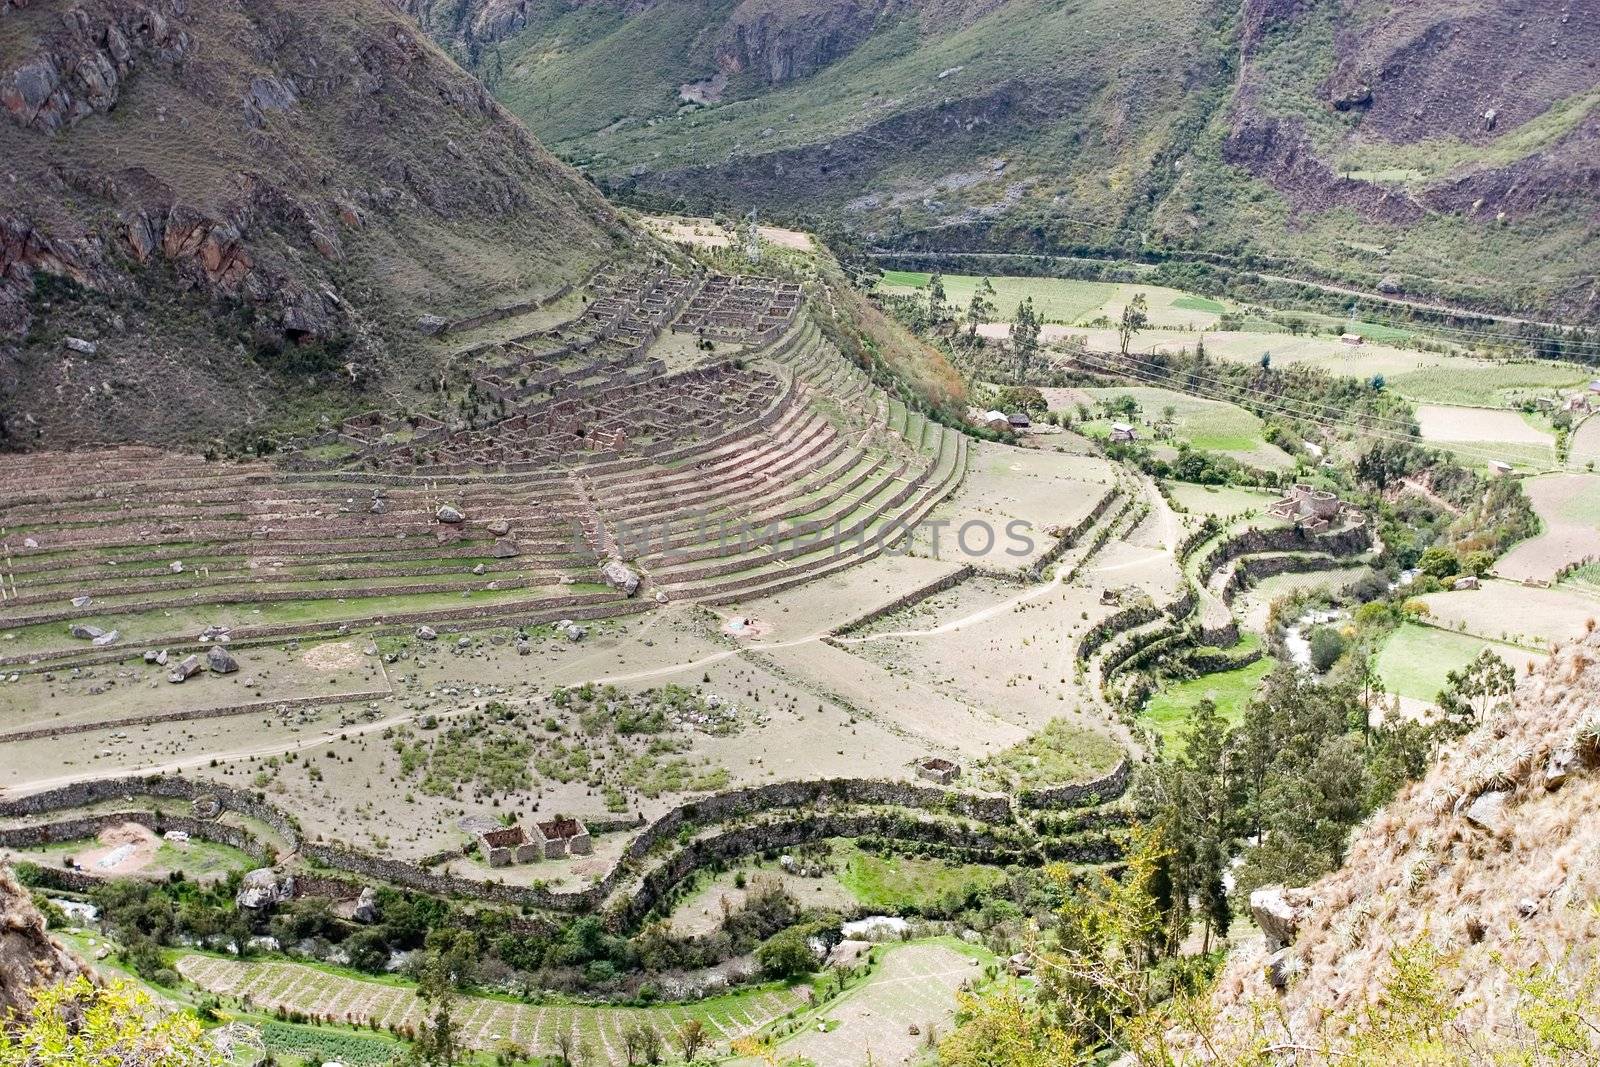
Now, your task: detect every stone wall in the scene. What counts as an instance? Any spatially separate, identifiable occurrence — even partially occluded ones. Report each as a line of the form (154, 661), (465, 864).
(830, 565), (975, 638)
(1016, 757), (1132, 811)
(0, 776), (302, 852)
(0, 690), (392, 744)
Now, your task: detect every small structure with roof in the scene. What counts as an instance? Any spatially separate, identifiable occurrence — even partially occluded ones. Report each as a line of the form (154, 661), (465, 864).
(1340, 333), (1365, 347)
(1109, 422), (1138, 443)
(1488, 459), (1514, 477)
(1007, 412), (1032, 430)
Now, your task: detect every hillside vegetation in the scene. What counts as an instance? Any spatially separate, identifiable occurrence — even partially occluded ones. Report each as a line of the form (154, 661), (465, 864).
(420, 0), (1600, 324)
(0, 0), (630, 449)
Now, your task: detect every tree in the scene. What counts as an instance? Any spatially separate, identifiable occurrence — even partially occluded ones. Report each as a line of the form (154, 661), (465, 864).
(927, 272), (948, 321)
(756, 927), (816, 978)
(938, 983), (1078, 1067)
(0, 977), (226, 1066)
(1259, 351), (1272, 370)
(674, 1018), (709, 1063)
(1009, 297), (1042, 381)
(966, 276), (997, 339)
(1309, 626), (1346, 672)
(1438, 649), (1516, 726)
(402, 951), (462, 1066)
(1118, 293), (1150, 355)
(1418, 546), (1459, 579)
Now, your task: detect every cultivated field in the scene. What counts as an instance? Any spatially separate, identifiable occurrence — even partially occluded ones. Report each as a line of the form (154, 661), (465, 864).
(1497, 473), (1600, 582)
(1414, 404), (1556, 469)
(758, 941), (983, 1067)
(1063, 386), (1294, 470)
(1373, 623), (1545, 705)
(177, 953), (812, 1060)
(879, 272), (1225, 330)
(1414, 582), (1600, 649)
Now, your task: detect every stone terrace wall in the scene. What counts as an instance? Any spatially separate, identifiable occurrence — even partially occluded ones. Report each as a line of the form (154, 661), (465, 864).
(0, 690), (392, 744)
(0, 776), (303, 852)
(830, 565), (975, 638)
(1016, 757), (1132, 811)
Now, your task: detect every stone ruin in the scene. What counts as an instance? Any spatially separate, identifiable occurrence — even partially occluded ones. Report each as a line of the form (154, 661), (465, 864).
(531, 816), (592, 859)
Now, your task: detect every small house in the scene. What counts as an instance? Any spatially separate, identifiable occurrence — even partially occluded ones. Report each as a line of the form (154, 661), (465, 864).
(479, 825), (540, 867)
(1110, 422), (1138, 443)
(1007, 412), (1032, 430)
(531, 816), (592, 859)
(1488, 460), (1514, 477)
(982, 410), (1011, 433)
(1340, 333), (1365, 347)
(915, 756), (961, 785)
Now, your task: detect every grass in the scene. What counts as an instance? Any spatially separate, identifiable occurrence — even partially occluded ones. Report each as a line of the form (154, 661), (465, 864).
(976, 717), (1126, 792)
(1142, 656), (1274, 749)
(1072, 386), (1292, 468)
(1164, 481), (1281, 519)
(835, 841), (1007, 914)
(1372, 622), (1532, 703)
(877, 272), (1227, 328)
(1388, 362), (1589, 407)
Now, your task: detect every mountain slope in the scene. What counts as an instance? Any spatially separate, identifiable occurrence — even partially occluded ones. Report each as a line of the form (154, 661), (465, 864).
(417, 0), (1600, 323)
(1198, 626), (1600, 1055)
(0, 0), (630, 449)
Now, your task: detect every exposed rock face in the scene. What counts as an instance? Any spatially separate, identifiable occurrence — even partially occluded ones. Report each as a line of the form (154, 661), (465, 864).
(0, 865), (87, 1017)
(1249, 885), (1314, 951)
(235, 868), (294, 910)
(0, 0), (624, 448)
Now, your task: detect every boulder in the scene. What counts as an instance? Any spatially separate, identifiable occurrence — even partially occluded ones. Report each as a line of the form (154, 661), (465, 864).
(70, 595), (91, 608)
(416, 314), (448, 335)
(1464, 790), (1510, 834)
(600, 559), (641, 597)
(1545, 746), (1579, 789)
(206, 644), (239, 673)
(62, 336), (97, 354)
(1453, 576), (1480, 591)
(416, 626), (437, 641)
(369, 496), (387, 515)
(67, 624), (105, 640)
(235, 868), (294, 910)
(491, 538), (520, 558)
(352, 886), (380, 924)
(436, 504), (465, 524)
(471, 564), (486, 576)
(557, 620), (587, 642)
(654, 590), (670, 605)
(485, 518), (511, 537)
(90, 629), (120, 647)
(1250, 885), (1313, 950)
(167, 654), (203, 683)
(170, 560), (184, 574)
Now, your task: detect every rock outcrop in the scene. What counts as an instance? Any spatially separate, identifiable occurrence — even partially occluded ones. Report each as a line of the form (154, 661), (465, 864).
(0, 0), (625, 448)
(0, 865), (87, 1017)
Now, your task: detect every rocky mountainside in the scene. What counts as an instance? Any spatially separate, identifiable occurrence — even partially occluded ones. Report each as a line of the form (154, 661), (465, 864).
(0, 0), (630, 449)
(1200, 626), (1600, 1054)
(422, 0), (1600, 322)
(0, 866), (85, 1016)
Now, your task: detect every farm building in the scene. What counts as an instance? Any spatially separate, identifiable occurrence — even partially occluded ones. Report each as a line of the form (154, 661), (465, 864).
(916, 757), (962, 784)
(1488, 460), (1514, 477)
(1110, 422), (1138, 443)
(1340, 333), (1365, 347)
(1008, 412), (1032, 430)
(982, 410), (1011, 432)
(479, 825), (541, 867)
(532, 816), (593, 858)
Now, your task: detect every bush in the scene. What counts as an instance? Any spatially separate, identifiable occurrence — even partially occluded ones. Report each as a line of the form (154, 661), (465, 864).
(756, 927), (818, 979)
(1308, 627), (1346, 672)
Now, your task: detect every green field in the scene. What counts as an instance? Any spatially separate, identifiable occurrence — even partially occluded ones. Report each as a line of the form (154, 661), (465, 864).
(1164, 481), (1282, 519)
(836, 842), (1008, 914)
(1372, 623), (1532, 703)
(1073, 386), (1294, 469)
(877, 272), (1227, 329)
(1142, 656), (1274, 748)
(1388, 362), (1590, 407)
(976, 717), (1126, 792)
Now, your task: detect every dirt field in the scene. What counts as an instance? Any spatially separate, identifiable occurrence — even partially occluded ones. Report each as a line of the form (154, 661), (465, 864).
(1572, 414), (1600, 466)
(764, 941), (981, 1067)
(1497, 473), (1600, 582)
(77, 822), (159, 875)
(1414, 582), (1600, 649)
(1415, 404), (1555, 451)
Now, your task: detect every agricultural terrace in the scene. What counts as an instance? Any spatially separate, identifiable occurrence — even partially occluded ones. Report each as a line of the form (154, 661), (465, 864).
(1498, 473), (1600, 582)
(1414, 582), (1600, 650)
(1142, 655), (1274, 750)
(1414, 404), (1556, 471)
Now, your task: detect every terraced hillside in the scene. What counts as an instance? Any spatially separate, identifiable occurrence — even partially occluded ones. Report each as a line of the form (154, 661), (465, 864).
(0, 267), (965, 672)
(416, 0), (1600, 322)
